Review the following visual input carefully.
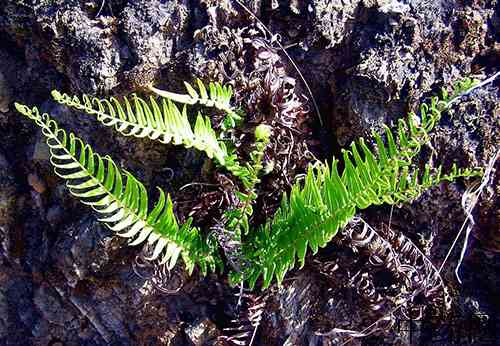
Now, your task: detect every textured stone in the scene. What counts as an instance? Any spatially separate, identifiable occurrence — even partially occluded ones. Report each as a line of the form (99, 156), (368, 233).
(278, 273), (319, 345)
(120, 0), (189, 89)
(53, 216), (123, 286)
(312, 0), (362, 47)
(33, 2), (123, 93)
(185, 318), (219, 346)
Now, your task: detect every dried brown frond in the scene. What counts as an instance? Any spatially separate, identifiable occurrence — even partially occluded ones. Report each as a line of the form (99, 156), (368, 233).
(313, 217), (451, 342)
(219, 288), (268, 345)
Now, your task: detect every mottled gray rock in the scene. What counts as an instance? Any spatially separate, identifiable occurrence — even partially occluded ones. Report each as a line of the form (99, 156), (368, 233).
(30, 134), (51, 163)
(329, 0), (496, 145)
(312, 0), (362, 47)
(0, 0), (498, 345)
(0, 265), (39, 345)
(1, 0), (191, 94)
(54, 216), (124, 286)
(46, 205), (64, 229)
(121, 0), (190, 88)
(278, 272), (320, 345)
(34, 285), (74, 327)
(185, 318), (219, 346)
(33, 2), (123, 93)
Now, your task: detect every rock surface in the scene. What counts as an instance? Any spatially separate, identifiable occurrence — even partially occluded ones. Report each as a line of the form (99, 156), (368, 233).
(0, 0), (498, 345)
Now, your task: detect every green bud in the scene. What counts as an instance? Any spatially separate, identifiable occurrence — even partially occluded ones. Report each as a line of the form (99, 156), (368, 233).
(255, 124), (272, 142)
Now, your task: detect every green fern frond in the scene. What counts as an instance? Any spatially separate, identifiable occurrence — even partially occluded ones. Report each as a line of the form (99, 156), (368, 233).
(15, 102), (219, 275)
(51, 90), (228, 165)
(50, 90), (258, 187)
(238, 93), (482, 289)
(149, 78), (241, 121)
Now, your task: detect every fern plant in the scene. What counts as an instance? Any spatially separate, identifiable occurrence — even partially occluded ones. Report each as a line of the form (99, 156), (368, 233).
(15, 78), (481, 290)
(18, 78), (266, 278)
(218, 124), (273, 272)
